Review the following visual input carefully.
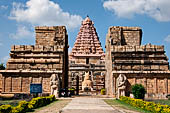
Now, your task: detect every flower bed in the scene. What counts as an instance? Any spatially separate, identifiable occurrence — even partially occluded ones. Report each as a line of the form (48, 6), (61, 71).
(120, 96), (170, 113)
(0, 95), (56, 113)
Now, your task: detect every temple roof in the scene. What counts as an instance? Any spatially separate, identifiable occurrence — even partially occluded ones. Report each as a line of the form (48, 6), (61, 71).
(70, 16), (104, 58)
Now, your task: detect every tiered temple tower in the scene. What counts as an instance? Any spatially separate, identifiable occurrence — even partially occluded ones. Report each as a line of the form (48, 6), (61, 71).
(69, 16), (105, 92)
(69, 16), (104, 63)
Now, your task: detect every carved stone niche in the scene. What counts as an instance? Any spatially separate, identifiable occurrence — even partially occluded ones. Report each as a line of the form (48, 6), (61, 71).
(117, 74), (127, 99)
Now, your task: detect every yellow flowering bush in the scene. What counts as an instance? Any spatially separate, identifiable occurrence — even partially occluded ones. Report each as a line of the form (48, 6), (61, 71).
(0, 95), (56, 113)
(120, 96), (170, 113)
(0, 105), (12, 113)
(101, 88), (106, 95)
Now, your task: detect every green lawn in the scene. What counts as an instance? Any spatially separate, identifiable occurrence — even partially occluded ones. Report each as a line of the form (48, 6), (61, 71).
(146, 99), (170, 106)
(104, 99), (151, 113)
(0, 99), (21, 106)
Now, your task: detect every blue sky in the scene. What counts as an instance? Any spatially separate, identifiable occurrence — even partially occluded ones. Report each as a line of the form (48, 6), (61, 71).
(0, 0), (170, 64)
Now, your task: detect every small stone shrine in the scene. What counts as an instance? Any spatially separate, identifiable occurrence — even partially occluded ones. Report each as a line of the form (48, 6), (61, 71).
(69, 16), (105, 92)
(0, 26), (68, 95)
(105, 26), (170, 99)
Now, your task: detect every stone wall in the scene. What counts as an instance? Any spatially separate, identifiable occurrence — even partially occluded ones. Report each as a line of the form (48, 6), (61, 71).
(0, 71), (60, 94)
(0, 26), (68, 94)
(35, 26), (67, 46)
(105, 26), (170, 98)
(111, 44), (169, 71)
(6, 45), (64, 70)
(108, 26), (142, 46)
(112, 72), (170, 99)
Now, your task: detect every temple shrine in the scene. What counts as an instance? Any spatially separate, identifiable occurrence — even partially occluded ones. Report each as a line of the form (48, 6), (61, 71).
(69, 16), (105, 93)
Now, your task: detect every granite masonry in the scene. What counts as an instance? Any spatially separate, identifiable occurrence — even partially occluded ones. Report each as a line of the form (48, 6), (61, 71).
(69, 16), (105, 92)
(0, 17), (170, 99)
(105, 26), (170, 99)
(0, 26), (68, 94)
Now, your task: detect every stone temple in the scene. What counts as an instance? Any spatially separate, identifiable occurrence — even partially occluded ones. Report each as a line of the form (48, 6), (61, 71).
(69, 16), (105, 93)
(0, 16), (170, 99)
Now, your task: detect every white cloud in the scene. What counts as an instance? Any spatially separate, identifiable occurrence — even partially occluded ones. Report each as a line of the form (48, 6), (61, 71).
(9, 0), (83, 29)
(103, 0), (170, 22)
(9, 26), (33, 39)
(0, 56), (9, 64)
(0, 5), (8, 10)
(164, 35), (170, 43)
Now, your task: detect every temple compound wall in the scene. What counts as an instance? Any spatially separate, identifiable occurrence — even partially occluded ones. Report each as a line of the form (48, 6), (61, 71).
(0, 26), (68, 94)
(105, 26), (170, 99)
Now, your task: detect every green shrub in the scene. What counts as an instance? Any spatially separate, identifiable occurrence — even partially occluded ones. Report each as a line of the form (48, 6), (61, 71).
(132, 84), (146, 99)
(0, 95), (56, 113)
(0, 105), (12, 113)
(12, 100), (30, 113)
(28, 95), (56, 109)
(101, 88), (106, 95)
(120, 96), (170, 113)
(13, 100), (30, 113)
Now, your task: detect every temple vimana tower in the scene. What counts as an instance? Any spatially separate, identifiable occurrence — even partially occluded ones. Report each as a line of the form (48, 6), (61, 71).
(0, 16), (170, 99)
(69, 16), (105, 92)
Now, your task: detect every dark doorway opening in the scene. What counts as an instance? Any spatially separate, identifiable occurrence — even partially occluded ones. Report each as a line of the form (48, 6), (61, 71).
(86, 58), (89, 64)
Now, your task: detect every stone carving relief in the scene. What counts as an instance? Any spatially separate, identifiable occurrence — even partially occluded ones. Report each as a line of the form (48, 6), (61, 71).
(82, 71), (93, 91)
(117, 74), (127, 99)
(50, 74), (60, 98)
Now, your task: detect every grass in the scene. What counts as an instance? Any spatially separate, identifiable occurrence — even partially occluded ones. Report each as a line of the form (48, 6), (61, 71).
(104, 99), (151, 113)
(146, 99), (170, 106)
(0, 99), (21, 106)
(27, 100), (59, 113)
(27, 99), (71, 113)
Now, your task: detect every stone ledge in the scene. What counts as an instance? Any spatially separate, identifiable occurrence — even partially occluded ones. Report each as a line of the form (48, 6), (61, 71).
(112, 70), (170, 74)
(0, 70), (62, 74)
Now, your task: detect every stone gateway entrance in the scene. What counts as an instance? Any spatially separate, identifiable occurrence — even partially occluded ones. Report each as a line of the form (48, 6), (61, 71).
(0, 16), (170, 99)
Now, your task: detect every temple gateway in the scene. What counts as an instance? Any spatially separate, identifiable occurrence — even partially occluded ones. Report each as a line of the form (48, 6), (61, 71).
(0, 16), (170, 99)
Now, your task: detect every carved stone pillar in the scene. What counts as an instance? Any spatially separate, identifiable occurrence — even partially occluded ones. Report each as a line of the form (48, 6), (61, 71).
(154, 78), (157, 94)
(164, 78), (168, 94)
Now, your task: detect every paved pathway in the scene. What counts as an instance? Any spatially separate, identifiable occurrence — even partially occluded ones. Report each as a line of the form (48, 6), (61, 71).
(61, 98), (123, 113)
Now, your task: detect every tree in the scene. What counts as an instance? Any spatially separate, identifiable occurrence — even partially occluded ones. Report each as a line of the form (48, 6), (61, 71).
(132, 84), (146, 99)
(0, 63), (5, 70)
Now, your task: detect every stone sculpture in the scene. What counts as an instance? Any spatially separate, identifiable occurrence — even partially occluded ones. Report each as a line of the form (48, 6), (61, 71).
(117, 74), (127, 99)
(82, 71), (93, 91)
(50, 74), (59, 97)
